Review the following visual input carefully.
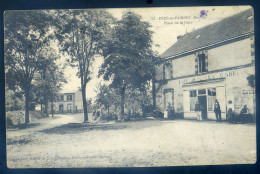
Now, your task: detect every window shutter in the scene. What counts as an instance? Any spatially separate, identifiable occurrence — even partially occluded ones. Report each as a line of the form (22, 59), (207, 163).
(170, 63), (173, 79)
(163, 64), (166, 80)
(195, 53), (198, 74)
(251, 36), (255, 64)
(205, 50), (208, 72)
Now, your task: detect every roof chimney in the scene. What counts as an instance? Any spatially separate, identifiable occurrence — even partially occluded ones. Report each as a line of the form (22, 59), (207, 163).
(177, 35), (183, 40)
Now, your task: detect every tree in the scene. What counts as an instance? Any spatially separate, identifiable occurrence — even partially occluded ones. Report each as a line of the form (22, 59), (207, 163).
(99, 11), (159, 119)
(247, 74), (255, 88)
(95, 83), (118, 117)
(33, 45), (67, 116)
(5, 11), (56, 123)
(5, 85), (24, 111)
(56, 9), (114, 122)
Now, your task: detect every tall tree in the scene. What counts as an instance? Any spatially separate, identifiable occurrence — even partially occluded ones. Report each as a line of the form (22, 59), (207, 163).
(56, 9), (114, 122)
(34, 45), (67, 115)
(5, 11), (55, 123)
(99, 11), (159, 119)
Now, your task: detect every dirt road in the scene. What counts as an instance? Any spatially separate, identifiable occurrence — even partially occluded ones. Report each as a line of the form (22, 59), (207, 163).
(6, 114), (256, 168)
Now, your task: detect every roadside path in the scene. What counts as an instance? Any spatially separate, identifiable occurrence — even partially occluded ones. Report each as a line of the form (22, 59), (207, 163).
(6, 114), (84, 138)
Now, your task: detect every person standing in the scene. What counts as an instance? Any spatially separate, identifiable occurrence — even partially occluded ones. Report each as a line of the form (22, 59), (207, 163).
(239, 105), (248, 123)
(227, 100), (234, 121)
(214, 99), (221, 121)
(195, 100), (201, 121)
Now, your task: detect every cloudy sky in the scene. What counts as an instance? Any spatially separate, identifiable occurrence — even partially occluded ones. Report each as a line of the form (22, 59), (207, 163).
(61, 6), (251, 99)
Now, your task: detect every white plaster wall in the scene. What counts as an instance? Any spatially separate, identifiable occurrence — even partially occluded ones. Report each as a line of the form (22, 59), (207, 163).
(74, 90), (83, 111)
(172, 54), (196, 78)
(208, 38), (252, 71)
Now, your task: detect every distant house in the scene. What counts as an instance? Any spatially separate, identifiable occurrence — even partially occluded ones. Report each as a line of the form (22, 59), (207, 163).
(155, 8), (255, 120)
(48, 89), (83, 114)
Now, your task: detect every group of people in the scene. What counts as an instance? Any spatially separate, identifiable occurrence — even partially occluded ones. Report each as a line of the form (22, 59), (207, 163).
(195, 99), (222, 121)
(195, 98), (250, 123)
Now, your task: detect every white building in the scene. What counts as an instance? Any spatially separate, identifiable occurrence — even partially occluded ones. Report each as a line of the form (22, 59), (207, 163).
(48, 89), (83, 114)
(155, 8), (255, 120)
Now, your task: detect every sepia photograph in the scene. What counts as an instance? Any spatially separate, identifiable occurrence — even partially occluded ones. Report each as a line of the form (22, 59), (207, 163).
(4, 6), (256, 168)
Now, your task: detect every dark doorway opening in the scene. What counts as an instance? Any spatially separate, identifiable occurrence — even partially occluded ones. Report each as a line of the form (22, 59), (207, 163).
(198, 96), (207, 120)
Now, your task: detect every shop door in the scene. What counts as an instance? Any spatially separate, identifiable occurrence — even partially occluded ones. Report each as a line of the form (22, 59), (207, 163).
(198, 96), (207, 120)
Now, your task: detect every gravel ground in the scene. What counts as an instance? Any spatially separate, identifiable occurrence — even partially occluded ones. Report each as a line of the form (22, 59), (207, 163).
(6, 113), (256, 168)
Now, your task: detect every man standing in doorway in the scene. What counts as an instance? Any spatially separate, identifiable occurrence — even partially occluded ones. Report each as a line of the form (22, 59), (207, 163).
(214, 99), (221, 121)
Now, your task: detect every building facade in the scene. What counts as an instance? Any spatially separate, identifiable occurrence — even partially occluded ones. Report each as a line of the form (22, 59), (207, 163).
(155, 9), (255, 120)
(48, 90), (84, 114)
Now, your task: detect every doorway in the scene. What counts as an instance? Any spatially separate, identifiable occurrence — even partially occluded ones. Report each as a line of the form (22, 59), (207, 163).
(67, 104), (72, 113)
(198, 96), (207, 120)
(59, 104), (63, 113)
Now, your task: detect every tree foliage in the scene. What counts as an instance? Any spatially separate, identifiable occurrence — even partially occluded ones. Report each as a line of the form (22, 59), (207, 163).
(99, 11), (160, 119)
(247, 74), (255, 88)
(5, 11), (62, 123)
(55, 9), (115, 122)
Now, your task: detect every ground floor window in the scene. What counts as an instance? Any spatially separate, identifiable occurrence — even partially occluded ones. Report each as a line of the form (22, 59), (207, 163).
(208, 88), (216, 111)
(190, 90), (197, 111)
(164, 89), (174, 110)
(189, 88), (216, 111)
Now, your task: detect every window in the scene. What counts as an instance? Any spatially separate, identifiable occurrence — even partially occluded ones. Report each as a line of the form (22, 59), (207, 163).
(198, 89), (206, 95)
(190, 90), (197, 111)
(208, 88), (216, 111)
(163, 62), (173, 80)
(67, 94), (72, 101)
(164, 89), (174, 110)
(198, 53), (206, 73)
(60, 95), (64, 101)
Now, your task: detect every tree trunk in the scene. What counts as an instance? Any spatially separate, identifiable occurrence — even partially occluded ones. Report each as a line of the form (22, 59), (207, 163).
(120, 86), (125, 120)
(51, 94), (54, 117)
(152, 72), (156, 110)
(141, 104), (145, 118)
(44, 95), (48, 115)
(82, 84), (88, 122)
(25, 88), (30, 124)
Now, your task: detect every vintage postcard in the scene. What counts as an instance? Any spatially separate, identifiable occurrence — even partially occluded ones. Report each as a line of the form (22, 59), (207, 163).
(5, 6), (256, 168)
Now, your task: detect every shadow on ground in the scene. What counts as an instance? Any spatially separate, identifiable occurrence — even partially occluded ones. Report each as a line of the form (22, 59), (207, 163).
(40, 120), (165, 135)
(7, 123), (41, 130)
(7, 138), (32, 145)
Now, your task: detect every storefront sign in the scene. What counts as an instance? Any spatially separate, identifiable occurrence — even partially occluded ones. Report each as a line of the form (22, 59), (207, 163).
(179, 70), (239, 84)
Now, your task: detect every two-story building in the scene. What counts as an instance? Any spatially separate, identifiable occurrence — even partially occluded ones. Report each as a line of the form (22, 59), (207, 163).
(155, 8), (255, 120)
(48, 89), (84, 114)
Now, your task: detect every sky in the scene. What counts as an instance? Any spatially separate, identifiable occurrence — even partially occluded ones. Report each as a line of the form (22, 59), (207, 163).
(60, 6), (251, 99)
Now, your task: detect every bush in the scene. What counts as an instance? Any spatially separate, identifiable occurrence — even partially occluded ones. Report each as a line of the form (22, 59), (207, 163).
(151, 110), (164, 119)
(168, 107), (175, 120)
(6, 110), (49, 128)
(229, 113), (255, 123)
(142, 105), (154, 117)
(129, 112), (142, 121)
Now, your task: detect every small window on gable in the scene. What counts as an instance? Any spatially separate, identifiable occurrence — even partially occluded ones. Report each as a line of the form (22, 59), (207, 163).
(198, 53), (206, 73)
(163, 62), (173, 80)
(67, 95), (72, 101)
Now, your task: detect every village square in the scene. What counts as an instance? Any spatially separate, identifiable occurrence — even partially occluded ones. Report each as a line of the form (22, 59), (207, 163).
(5, 6), (256, 167)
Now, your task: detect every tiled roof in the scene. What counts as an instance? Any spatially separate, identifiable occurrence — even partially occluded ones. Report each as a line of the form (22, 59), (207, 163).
(161, 8), (254, 59)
